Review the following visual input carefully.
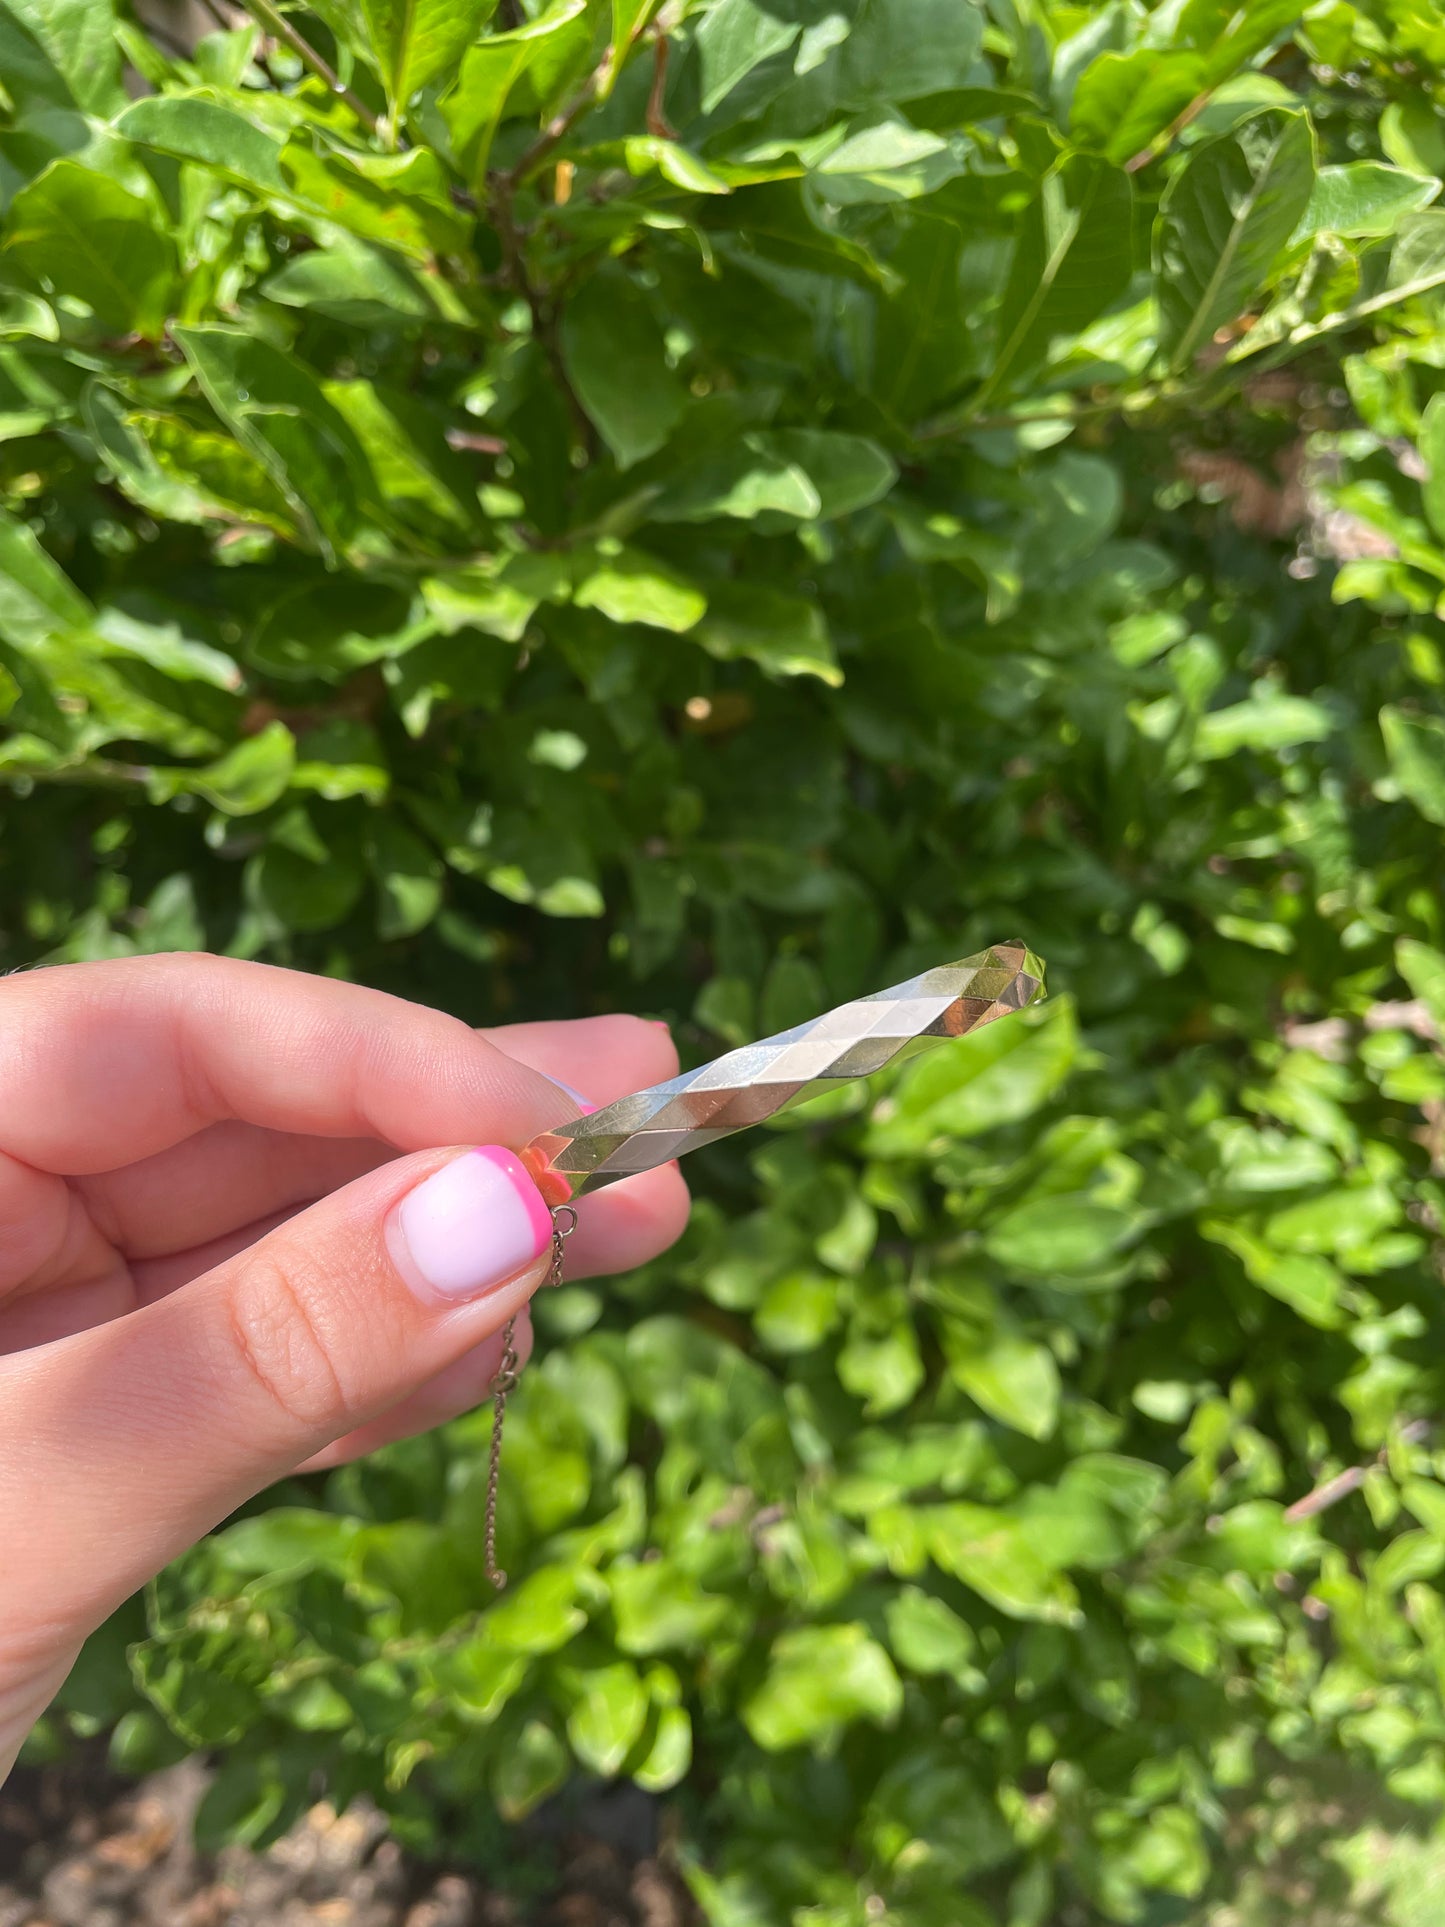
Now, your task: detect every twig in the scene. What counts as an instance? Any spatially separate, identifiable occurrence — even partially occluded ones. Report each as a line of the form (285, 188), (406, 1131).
(1284, 1465), (1367, 1522)
(913, 385), (1165, 444)
(1284, 1420), (1432, 1523)
(501, 4), (659, 189)
(487, 179), (594, 452)
(241, 0), (381, 138)
(506, 61), (615, 188)
(1124, 90), (1212, 174)
(646, 34), (676, 140)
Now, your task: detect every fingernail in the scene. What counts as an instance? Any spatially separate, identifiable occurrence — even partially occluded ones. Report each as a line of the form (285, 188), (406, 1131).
(549, 1075), (597, 1116)
(389, 1147), (552, 1302)
(648, 1019), (670, 1032)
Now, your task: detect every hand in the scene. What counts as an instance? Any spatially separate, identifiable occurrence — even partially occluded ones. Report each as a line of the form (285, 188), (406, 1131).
(0, 954), (688, 1780)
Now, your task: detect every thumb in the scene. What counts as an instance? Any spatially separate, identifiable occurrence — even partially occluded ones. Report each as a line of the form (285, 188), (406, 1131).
(0, 1144), (555, 1645)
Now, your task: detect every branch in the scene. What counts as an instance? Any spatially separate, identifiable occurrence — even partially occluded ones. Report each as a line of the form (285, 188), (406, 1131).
(486, 177), (594, 453)
(501, 4), (662, 189)
(1124, 90), (1212, 174)
(646, 34), (676, 139)
(1284, 1420), (1431, 1523)
(242, 0), (381, 138)
(912, 384), (1167, 445)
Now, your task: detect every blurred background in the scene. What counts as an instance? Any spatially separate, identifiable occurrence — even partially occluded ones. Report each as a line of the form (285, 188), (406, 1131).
(4, 0), (1445, 1921)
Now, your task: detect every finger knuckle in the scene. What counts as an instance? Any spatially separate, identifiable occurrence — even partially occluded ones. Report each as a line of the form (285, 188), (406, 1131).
(224, 1250), (350, 1435)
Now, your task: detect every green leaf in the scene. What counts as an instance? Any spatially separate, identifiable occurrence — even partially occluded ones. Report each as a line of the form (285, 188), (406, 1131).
(1397, 939), (1445, 1033)
(157, 720), (296, 815)
(632, 1702), (692, 1792)
(695, 583), (840, 685)
(1194, 690), (1334, 758)
(280, 136), (472, 263)
(1381, 705), (1445, 827)
(742, 1624), (903, 1752)
(194, 1756), (286, 1853)
(1419, 393), (1445, 546)
(1201, 1220), (1342, 1328)
(571, 544), (707, 631)
(358, 0), (498, 109)
(115, 93), (288, 194)
(560, 270), (688, 469)
(491, 1719), (569, 1821)
(0, 505), (92, 646)
(93, 608), (241, 691)
(564, 1661), (649, 1775)
(324, 377), (478, 538)
(1070, 50), (1208, 166)
(213, 1507), (358, 1575)
(754, 1268), (842, 1352)
(984, 1195), (1141, 1279)
(836, 1317), (924, 1416)
(809, 119), (965, 206)
(923, 1505), (1081, 1624)
(884, 1587), (979, 1679)
(5, 161), (178, 337)
(604, 135), (731, 193)
(609, 1561), (730, 1654)
(367, 816), (443, 937)
(4, 0), (124, 116)
(942, 1327), (1061, 1438)
(655, 430), (896, 523)
(441, 0), (589, 184)
(1293, 163), (1438, 243)
(174, 324), (370, 562)
(263, 233), (455, 324)
(1155, 109), (1316, 371)
(870, 997), (1077, 1155)
(983, 154), (1133, 401)
(482, 1562), (592, 1653)
(692, 0), (799, 116)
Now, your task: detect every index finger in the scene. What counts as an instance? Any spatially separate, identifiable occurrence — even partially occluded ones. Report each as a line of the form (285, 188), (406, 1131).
(0, 954), (576, 1174)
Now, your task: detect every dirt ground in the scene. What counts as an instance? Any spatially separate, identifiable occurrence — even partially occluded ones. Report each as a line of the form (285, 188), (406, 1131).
(0, 1753), (699, 1927)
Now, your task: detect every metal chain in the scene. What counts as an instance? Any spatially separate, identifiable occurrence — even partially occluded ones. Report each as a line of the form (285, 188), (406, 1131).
(482, 1202), (578, 1589)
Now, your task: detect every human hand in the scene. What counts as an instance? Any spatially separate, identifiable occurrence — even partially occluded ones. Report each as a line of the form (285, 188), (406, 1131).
(0, 955), (688, 1780)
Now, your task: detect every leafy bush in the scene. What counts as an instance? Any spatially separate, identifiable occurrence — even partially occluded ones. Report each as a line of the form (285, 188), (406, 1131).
(8, 0), (1445, 1918)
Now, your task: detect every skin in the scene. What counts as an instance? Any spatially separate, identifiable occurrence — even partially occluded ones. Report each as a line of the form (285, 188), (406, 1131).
(0, 954), (689, 1782)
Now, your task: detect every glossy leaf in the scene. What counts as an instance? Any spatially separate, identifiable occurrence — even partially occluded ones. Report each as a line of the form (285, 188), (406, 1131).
(1156, 110), (1316, 370)
(559, 270), (688, 469)
(5, 162), (177, 337)
(984, 154), (1133, 400)
(358, 0), (499, 109)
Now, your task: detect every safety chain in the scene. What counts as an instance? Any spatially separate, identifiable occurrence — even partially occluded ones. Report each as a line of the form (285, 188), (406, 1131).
(482, 1202), (578, 1589)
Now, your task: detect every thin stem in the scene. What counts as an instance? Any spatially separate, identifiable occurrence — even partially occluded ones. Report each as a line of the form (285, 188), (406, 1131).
(1124, 89), (1212, 174)
(242, 0), (381, 138)
(488, 177), (594, 451)
(501, 3), (660, 189)
(646, 33), (676, 140)
(507, 60), (615, 188)
(913, 385), (1165, 444)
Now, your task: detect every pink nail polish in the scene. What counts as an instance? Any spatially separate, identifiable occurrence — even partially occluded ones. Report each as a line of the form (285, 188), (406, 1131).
(648, 1019), (670, 1031)
(389, 1147), (551, 1302)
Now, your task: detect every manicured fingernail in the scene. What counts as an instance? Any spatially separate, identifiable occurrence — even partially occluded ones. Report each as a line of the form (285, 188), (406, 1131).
(389, 1147), (552, 1302)
(549, 1075), (597, 1116)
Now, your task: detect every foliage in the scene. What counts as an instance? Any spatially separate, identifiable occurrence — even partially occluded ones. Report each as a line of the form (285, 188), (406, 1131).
(7, 0), (1445, 1919)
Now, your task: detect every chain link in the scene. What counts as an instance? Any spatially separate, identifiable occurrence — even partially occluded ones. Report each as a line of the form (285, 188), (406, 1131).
(482, 1202), (578, 1589)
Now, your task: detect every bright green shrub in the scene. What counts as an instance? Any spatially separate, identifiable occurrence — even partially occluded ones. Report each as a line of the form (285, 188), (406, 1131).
(7, 0), (1445, 1918)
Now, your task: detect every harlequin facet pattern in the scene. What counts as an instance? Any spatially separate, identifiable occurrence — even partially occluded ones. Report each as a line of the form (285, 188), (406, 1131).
(523, 941), (1046, 1200)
